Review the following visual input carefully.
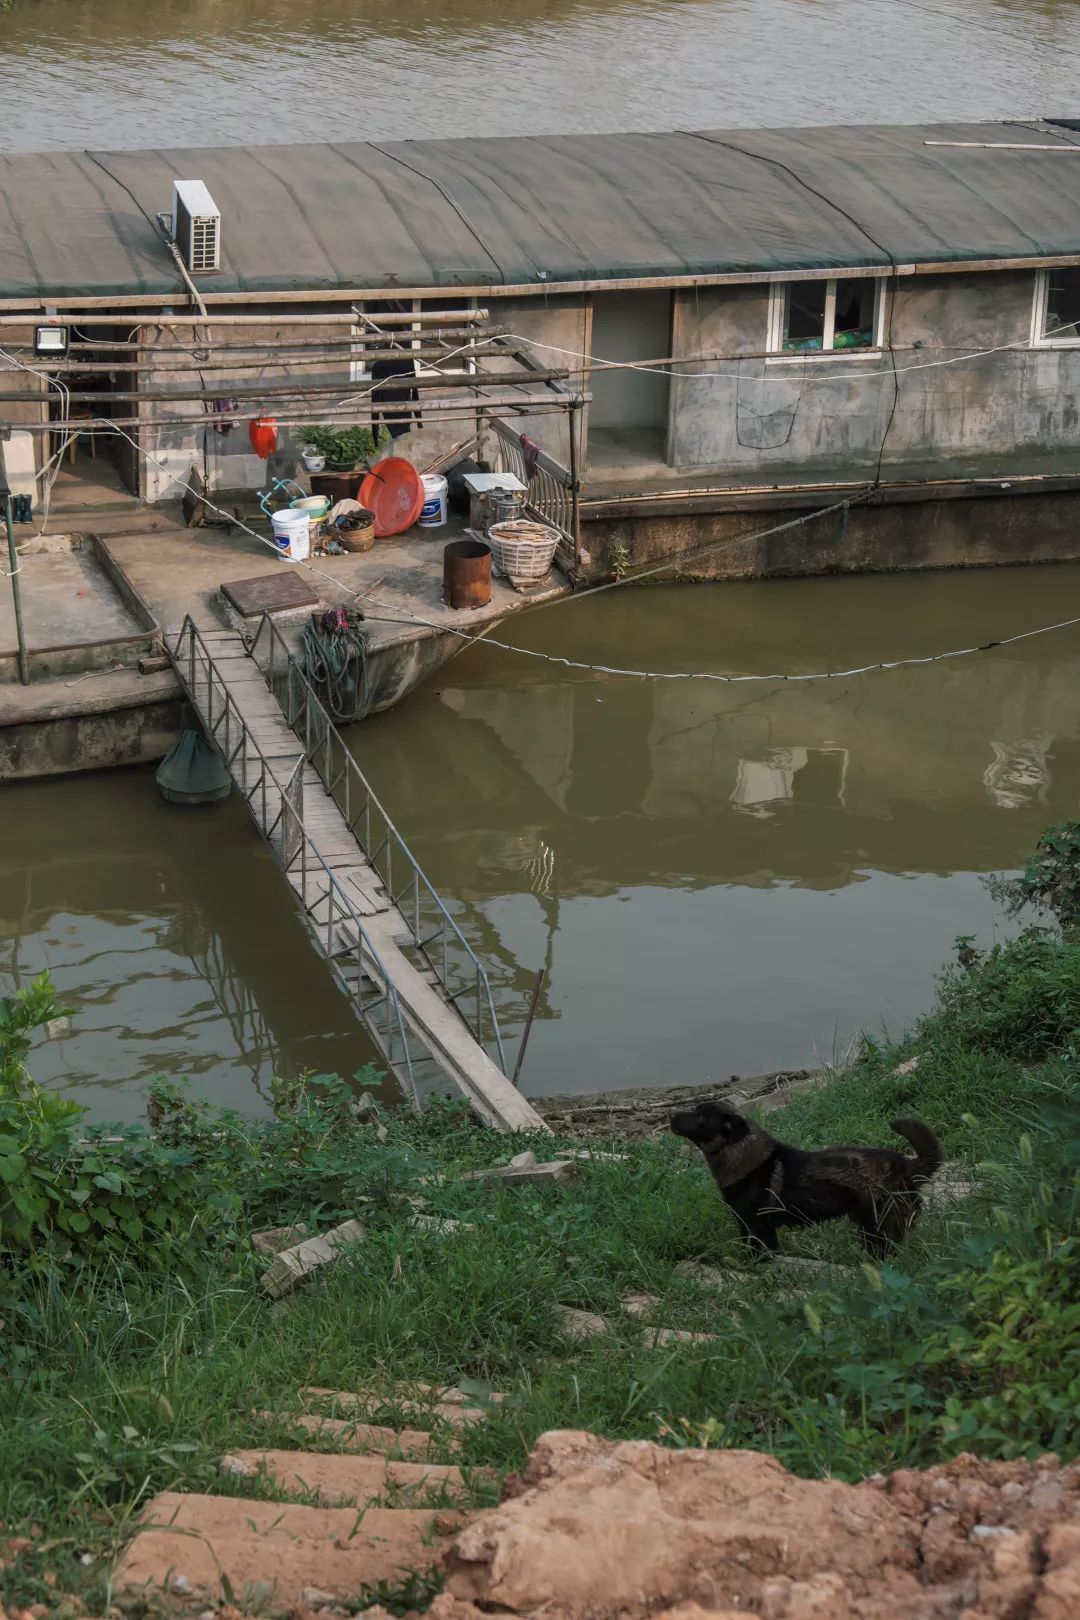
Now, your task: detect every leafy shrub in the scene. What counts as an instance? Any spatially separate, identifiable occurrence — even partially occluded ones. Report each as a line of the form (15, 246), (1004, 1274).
(0, 980), (421, 1277)
(302, 424), (390, 466)
(930, 929), (1080, 1063)
(0, 983), (234, 1273)
(1002, 820), (1080, 931)
(937, 1238), (1080, 1457)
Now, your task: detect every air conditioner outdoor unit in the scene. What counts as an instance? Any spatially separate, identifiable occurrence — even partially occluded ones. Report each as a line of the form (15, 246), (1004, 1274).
(171, 180), (221, 274)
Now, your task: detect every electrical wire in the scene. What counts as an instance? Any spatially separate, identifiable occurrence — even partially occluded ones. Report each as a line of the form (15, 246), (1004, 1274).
(6, 348), (1080, 691)
(504, 319), (1080, 387)
(0, 346), (73, 532)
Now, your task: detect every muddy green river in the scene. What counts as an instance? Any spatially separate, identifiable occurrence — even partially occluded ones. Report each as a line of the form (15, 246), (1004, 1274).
(5, 0), (1080, 1115)
(6, 564), (1080, 1117)
(2, 0), (1079, 151)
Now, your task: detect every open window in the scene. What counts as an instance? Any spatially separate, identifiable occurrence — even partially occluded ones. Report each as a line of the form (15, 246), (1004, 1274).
(348, 297), (478, 441)
(768, 276), (886, 357)
(1031, 267), (1080, 346)
(350, 297), (477, 382)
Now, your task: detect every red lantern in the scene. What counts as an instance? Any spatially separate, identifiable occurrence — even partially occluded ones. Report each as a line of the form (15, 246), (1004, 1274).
(249, 416), (278, 459)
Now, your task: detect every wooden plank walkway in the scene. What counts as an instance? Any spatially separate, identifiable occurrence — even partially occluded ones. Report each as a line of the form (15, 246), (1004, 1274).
(171, 623), (546, 1133)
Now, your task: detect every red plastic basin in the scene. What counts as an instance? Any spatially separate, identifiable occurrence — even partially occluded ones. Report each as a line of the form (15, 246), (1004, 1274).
(358, 457), (424, 538)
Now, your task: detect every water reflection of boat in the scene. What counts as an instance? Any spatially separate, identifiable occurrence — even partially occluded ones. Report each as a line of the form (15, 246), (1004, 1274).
(358, 648), (1080, 901)
(0, 771), (384, 1108)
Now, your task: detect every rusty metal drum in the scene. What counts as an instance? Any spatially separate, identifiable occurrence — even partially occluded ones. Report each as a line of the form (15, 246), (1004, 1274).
(443, 538), (493, 609)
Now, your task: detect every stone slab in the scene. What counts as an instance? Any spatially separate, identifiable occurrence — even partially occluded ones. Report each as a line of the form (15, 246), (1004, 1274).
(220, 572), (319, 617)
(251, 1222), (310, 1256)
(218, 1448), (469, 1504)
(116, 1491), (461, 1605)
(462, 1152), (579, 1186)
(260, 1218), (366, 1298)
(300, 1387), (484, 1428)
(263, 1411), (441, 1458)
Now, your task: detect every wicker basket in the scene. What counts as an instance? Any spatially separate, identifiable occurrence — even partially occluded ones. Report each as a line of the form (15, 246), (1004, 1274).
(329, 503), (376, 553)
(338, 513), (375, 553)
(487, 519), (560, 589)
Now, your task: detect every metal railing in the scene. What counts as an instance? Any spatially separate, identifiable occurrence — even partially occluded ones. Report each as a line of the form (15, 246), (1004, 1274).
(171, 616), (418, 1095)
(487, 415), (577, 567)
(249, 611), (509, 1072)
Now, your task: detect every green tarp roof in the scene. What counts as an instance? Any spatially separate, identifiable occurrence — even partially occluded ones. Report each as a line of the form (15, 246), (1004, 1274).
(2, 121), (1079, 301)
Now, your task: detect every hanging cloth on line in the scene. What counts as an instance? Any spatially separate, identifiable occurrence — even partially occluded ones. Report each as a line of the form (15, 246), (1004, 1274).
(371, 357), (423, 440)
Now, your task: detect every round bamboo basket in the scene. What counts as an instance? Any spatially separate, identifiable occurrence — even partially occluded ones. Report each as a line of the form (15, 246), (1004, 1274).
(337, 508), (376, 553)
(488, 518), (559, 588)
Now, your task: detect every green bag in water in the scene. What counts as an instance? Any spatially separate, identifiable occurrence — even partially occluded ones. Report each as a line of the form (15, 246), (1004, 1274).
(156, 730), (232, 806)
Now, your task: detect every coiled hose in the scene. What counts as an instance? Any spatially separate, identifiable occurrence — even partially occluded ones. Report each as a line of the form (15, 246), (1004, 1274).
(302, 606), (369, 723)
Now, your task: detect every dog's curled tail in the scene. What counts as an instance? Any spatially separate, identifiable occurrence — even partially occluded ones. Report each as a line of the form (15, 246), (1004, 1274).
(891, 1117), (944, 1181)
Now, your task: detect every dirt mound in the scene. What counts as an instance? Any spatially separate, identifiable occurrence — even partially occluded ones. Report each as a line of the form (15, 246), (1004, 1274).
(428, 1430), (1080, 1619)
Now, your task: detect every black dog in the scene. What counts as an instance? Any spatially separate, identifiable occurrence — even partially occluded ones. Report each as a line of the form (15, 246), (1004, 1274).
(670, 1098), (943, 1258)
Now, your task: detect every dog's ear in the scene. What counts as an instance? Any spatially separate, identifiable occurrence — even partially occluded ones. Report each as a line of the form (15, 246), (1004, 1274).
(700, 1102), (734, 1140)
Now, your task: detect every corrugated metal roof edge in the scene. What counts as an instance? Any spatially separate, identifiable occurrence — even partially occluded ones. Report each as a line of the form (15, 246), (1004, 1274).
(8, 250), (1080, 310)
(4, 121), (1080, 305)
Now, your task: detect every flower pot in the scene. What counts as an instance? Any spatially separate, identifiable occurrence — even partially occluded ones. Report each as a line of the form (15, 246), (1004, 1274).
(301, 452), (326, 473)
(325, 457), (360, 474)
(311, 470), (365, 504)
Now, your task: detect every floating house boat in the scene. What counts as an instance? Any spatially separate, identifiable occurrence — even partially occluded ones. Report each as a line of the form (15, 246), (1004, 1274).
(2, 118), (1080, 578)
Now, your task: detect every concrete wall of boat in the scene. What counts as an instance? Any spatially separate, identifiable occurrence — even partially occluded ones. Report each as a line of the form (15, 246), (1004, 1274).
(105, 270), (1080, 501)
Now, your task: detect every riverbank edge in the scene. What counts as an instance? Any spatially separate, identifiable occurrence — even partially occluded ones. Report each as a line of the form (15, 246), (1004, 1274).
(534, 1066), (829, 1138)
(3, 910), (1080, 1617)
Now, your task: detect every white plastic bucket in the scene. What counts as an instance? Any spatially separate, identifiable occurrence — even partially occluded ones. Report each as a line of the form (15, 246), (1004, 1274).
(419, 472), (448, 528)
(271, 507), (310, 561)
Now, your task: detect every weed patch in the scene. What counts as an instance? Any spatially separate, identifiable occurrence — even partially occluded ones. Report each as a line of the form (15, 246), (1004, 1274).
(2, 846), (1080, 1612)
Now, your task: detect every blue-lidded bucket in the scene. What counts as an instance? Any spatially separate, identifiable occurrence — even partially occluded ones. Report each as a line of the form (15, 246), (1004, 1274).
(419, 473), (449, 528)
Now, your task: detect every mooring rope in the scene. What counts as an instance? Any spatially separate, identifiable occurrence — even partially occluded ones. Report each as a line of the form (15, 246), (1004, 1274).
(301, 606), (369, 722)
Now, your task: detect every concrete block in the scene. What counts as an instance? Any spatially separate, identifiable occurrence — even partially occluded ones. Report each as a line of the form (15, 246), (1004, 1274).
(300, 1386), (485, 1428)
(217, 1448), (469, 1505)
(251, 1222), (310, 1256)
(258, 1410), (440, 1458)
(260, 1217), (365, 1298)
(409, 1211), (476, 1235)
(116, 1491), (461, 1605)
(556, 1305), (612, 1340)
(463, 1153), (580, 1186)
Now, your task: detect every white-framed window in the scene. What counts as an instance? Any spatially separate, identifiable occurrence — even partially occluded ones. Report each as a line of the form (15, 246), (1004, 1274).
(1030, 267), (1080, 347)
(350, 297), (478, 383)
(767, 276), (887, 358)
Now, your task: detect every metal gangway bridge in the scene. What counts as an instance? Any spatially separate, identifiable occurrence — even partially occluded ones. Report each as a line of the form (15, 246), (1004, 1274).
(169, 614), (547, 1133)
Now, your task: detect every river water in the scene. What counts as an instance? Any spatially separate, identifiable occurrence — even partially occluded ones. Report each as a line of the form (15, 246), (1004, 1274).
(347, 564), (1080, 1097)
(0, 769), (384, 1121)
(8, 563), (1078, 1116)
(4, 1), (1080, 1115)
(2, 0), (1080, 151)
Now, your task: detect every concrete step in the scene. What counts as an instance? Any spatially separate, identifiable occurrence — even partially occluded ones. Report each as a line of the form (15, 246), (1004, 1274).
(300, 1385), (486, 1428)
(555, 1302), (718, 1348)
(116, 1490), (463, 1606)
(218, 1447), (473, 1505)
(258, 1410), (446, 1457)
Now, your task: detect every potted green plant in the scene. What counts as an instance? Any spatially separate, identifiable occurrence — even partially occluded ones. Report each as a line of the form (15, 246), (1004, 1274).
(303, 424), (390, 474)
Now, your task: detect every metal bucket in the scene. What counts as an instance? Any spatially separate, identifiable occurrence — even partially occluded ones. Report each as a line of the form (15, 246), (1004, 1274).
(443, 538), (493, 609)
(485, 488), (526, 530)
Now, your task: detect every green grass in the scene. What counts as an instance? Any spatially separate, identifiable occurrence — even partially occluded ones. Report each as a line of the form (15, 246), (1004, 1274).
(2, 927), (1080, 1615)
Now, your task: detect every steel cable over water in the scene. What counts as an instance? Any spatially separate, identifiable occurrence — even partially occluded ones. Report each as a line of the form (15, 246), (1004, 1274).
(6, 345), (1080, 689)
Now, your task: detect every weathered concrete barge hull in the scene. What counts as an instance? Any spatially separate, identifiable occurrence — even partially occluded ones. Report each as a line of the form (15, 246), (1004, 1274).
(8, 472), (1080, 783)
(0, 670), (186, 781)
(0, 620), (499, 779)
(360, 619), (508, 716)
(582, 476), (1080, 581)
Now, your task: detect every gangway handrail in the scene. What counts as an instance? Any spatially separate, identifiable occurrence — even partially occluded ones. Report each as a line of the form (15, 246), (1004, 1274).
(170, 615), (417, 1093)
(249, 610), (508, 1073)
